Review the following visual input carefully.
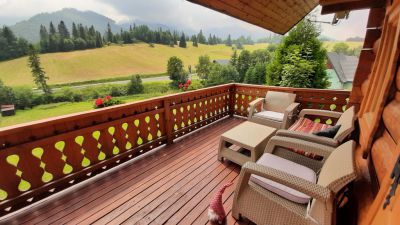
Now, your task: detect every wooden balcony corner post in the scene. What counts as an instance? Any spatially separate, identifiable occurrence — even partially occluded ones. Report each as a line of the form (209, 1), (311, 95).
(164, 99), (174, 145)
(229, 84), (236, 116)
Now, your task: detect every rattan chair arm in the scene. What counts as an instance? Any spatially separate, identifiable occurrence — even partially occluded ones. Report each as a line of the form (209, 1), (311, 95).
(264, 136), (335, 158)
(241, 162), (331, 201)
(276, 130), (339, 147)
(299, 109), (343, 119)
(248, 98), (264, 119)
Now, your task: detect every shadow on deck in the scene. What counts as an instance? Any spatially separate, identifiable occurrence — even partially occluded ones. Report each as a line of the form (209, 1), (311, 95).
(1, 117), (255, 225)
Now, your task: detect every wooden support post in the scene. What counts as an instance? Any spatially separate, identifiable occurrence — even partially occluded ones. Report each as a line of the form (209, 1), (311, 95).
(229, 84), (236, 116)
(164, 99), (174, 145)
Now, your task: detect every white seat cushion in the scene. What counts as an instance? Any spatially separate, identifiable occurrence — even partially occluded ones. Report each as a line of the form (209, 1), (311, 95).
(250, 153), (317, 204)
(254, 111), (284, 122)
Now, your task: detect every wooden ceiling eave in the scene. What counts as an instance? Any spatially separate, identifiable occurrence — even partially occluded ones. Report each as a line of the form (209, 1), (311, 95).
(320, 0), (386, 15)
(187, 0), (318, 34)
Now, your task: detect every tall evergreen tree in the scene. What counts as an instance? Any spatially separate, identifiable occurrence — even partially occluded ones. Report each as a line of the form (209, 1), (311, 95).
(78, 24), (87, 40)
(236, 50), (251, 82)
(58, 21), (70, 39)
(179, 33), (187, 48)
(192, 35), (198, 47)
(0, 26), (29, 61)
(230, 50), (238, 68)
(39, 25), (49, 52)
(49, 22), (56, 35)
(226, 34), (232, 46)
(106, 23), (113, 43)
(95, 31), (103, 47)
(266, 19), (329, 88)
(197, 29), (206, 44)
(28, 45), (51, 95)
(208, 34), (213, 45)
(48, 22), (59, 52)
(72, 22), (79, 39)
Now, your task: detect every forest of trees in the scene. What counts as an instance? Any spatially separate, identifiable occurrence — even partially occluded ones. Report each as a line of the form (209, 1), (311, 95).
(0, 21), (257, 61)
(0, 26), (30, 61)
(40, 21), (104, 53)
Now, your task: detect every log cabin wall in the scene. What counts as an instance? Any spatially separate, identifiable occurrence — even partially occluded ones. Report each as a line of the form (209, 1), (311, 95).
(354, 0), (400, 224)
(357, 0), (400, 184)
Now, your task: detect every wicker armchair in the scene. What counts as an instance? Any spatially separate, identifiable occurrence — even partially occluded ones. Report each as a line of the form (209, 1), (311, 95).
(248, 91), (299, 129)
(277, 106), (356, 147)
(232, 137), (357, 225)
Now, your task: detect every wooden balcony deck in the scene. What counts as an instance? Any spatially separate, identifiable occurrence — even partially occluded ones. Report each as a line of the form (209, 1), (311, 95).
(0, 117), (254, 225)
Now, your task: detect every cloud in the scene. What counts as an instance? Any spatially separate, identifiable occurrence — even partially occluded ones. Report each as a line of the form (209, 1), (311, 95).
(0, 0), (369, 40)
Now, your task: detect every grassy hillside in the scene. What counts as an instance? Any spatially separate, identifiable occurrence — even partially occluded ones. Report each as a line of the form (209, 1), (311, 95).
(0, 42), (267, 87)
(323, 41), (363, 51)
(0, 41), (363, 87)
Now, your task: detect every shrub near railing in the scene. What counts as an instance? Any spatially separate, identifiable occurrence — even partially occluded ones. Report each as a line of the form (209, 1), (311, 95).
(0, 83), (350, 216)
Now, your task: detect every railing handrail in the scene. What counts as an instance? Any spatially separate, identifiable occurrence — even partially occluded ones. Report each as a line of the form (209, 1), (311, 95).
(0, 83), (351, 216)
(0, 83), (234, 132)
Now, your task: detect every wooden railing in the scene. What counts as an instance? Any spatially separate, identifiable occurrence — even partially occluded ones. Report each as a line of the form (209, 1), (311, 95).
(0, 83), (350, 216)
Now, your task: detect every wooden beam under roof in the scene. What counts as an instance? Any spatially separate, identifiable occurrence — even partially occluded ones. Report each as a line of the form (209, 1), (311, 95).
(321, 0), (386, 15)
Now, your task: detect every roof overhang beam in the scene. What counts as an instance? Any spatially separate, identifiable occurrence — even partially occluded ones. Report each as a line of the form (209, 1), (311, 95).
(321, 0), (386, 15)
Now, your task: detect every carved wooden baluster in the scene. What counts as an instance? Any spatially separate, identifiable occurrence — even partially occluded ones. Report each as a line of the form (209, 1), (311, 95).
(137, 116), (148, 147)
(74, 135), (93, 168)
(0, 149), (22, 203)
(173, 106), (182, 134)
(181, 104), (188, 129)
(40, 142), (67, 180)
(8, 147), (43, 194)
(103, 126), (119, 157)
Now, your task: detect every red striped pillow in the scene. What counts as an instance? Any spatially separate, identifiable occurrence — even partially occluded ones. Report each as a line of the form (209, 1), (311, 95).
(287, 118), (332, 160)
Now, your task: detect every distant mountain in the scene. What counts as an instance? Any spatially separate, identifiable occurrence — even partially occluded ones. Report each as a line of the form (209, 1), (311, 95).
(10, 8), (120, 43)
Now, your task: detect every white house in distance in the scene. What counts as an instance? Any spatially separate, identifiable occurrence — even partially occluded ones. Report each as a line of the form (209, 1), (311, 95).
(326, 52), (359, 90)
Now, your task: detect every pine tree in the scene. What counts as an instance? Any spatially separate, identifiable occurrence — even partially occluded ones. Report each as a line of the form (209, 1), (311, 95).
(106, 23), (113, 43)
(208, 34), (213, 45)
(192, 35), (198, 47)
(28, 45), (51, 95)
(72, 22), (79, 39)
(49, 22), (56, 35)
(226, 34), (232, 46)
(58, 21), (70, 39)
(127, 75), (144, 94)
(179, 33), (187, 48)
(39, 25), (49, 52)
(95, 31), (103, 47)
(48, 22), (59, 52)
(266, 19), (330, 88)
(197, 29), (206, 44)
(78, 24), (87, 40)
(230, 50), (238, 67)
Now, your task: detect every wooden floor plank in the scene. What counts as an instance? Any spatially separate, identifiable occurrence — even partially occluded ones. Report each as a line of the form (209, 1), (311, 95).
(167, 164), (239, 225)
(18, 119), (237, 225)
(142, 167), (239, 225)
(67, 140), (221, 224)
(192, 175), (239, 225)
(45, 119), (240, 225)
(0, 117), (245, 225)
(120, 163), (235, 224)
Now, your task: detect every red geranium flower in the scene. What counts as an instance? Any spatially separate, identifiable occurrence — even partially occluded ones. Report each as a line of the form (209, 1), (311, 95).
(184, 83), (189, 88)
(179, 83), (183, 89)
(95, 98), (104, 107)
(186, 80), (192, 85)
(105, 95), (112, 100)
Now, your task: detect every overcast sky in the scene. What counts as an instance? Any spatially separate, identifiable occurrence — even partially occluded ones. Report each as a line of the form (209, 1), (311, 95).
(0, 0), (369, 40)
